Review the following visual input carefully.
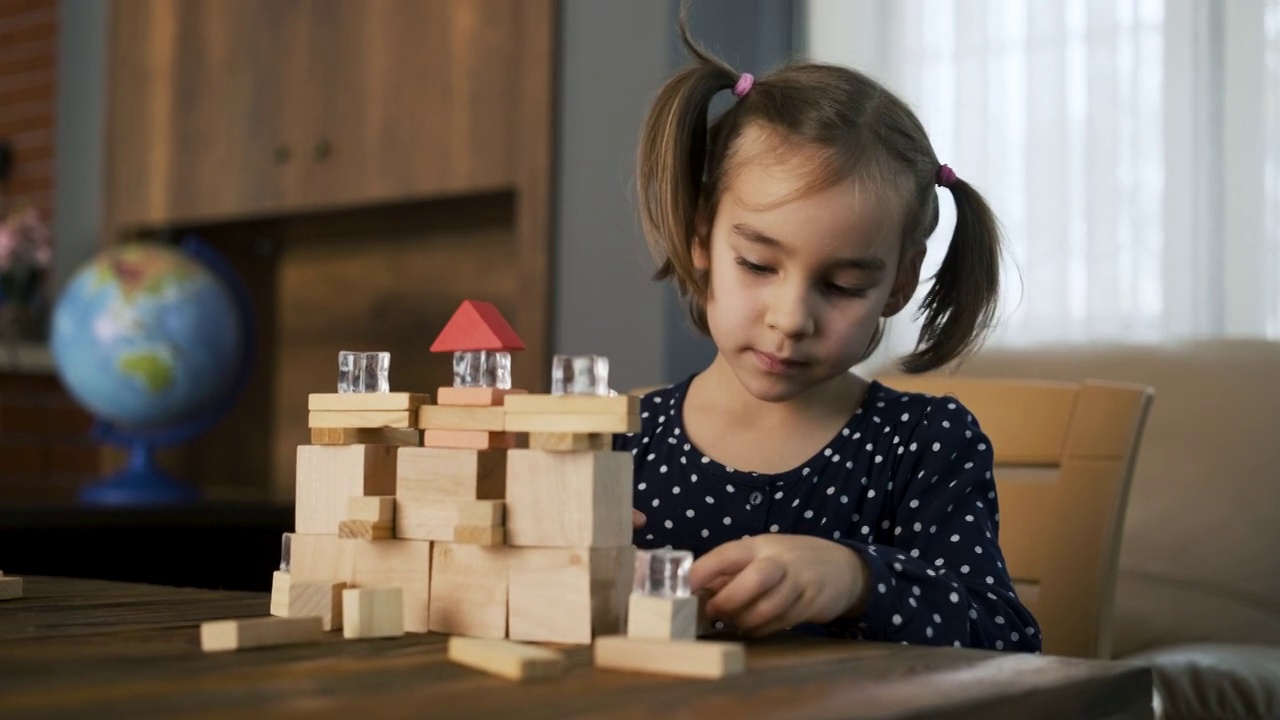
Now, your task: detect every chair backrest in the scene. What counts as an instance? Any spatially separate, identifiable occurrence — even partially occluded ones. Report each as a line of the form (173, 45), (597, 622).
(875, 373), (1154, 659)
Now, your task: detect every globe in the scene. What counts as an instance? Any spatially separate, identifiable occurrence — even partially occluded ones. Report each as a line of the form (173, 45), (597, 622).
(50, 237), (253, 505)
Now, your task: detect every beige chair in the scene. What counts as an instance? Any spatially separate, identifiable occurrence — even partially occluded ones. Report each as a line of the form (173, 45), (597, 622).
(876, 374), (1154, 659)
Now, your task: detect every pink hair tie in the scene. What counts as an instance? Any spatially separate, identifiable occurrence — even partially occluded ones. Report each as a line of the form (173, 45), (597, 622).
(733, 73), (754, 98)
(937, 164), (957, 188)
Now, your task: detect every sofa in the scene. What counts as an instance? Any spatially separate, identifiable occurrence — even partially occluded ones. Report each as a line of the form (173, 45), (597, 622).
(893, 338), (1280, 720)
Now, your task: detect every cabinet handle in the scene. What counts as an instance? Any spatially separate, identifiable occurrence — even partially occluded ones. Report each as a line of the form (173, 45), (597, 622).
(312, 138), (332, 161)
(273, 144), (291, 164)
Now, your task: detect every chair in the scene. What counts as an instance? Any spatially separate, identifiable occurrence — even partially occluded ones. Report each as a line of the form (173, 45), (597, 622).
(876, 373), (1154, 659)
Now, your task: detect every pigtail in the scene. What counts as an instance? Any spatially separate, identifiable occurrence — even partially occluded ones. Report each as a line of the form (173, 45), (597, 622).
(899, 178), (1002, 373)
(636, 6), (738, 312)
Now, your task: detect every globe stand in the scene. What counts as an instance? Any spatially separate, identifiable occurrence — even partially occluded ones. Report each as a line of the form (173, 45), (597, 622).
(78, 439), (200, 506)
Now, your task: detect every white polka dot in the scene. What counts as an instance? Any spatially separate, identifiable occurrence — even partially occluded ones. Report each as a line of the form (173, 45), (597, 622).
(986, 576), (995, 584)
(867, 489), (876, 498)
(932, 613), (942, 623)
(705, 496), (714, 504)
(926, 626), (934, 638)
(891, 614), (902, 626)
(659, 465), (668, 473)
(672, 486), (681, 494)
(874, 455), (883, 463)
(722, 517), (731, 525)
(769, 524), (779, 532)
(909, 499), (919, 508)
(685, 509), (695, 518)
(950, 534), (960, 542)
(840, 495), (848, 503)
(995, 616), (1005, 624)
(803, 510), (814, 519)
(826, 486), (835, 495)
(877, 583), (886, 594)
(995, 640), (1004, 650)
(701, 529), (709, 538)
(949, 592), (959, 603)
(664, 520), (673, 529)
(638, 483), (647, 491)
(960, 565), (970, 573)
(651, 499), (660, 507)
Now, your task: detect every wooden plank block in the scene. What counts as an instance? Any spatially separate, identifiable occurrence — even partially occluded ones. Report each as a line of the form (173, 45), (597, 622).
(295, 445), (398, 535)
(417, 405), (506, 431)
(453, 525), (505, 546)
(342, 587), (405, 639)
(627, 594), (698, 640)
(429, 544), (510, 638)
(311, 427), (422, 446)
(593, 636), (746, 679)
(308, 410), (415, 429)
(347, 495), (395, 523)
(504, 449), (632, 548)
(503, 394), (640, 414)
(447, 636), (566, 682)
(527, 432), (612, 452)
(397, 447), (506, 500)
(421, 429), (517, 450)
(309, 392), (431, 411)
(200, 616), (324, 653)
(0, 576), (22, 600)
(339, 520), (392, 540)
(288, 580), (347, 631)
(507, 546), (632, 645)
(269, 571), (291, 617)
(395, 500), (504, 541)
(503, 412), (639, 434)
(437, 386), (526, 406)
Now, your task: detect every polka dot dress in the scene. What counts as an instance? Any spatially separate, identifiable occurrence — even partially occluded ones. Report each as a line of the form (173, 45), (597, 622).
(613, 375), (1042, 653)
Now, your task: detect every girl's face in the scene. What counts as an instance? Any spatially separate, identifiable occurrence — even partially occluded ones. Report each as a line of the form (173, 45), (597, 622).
(694, 130), (923, 403)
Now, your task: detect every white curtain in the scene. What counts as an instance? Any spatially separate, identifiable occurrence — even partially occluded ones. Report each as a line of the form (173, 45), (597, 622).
(805, 0), (1280, 367)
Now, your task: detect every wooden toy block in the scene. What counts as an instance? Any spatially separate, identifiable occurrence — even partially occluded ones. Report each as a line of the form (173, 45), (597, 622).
(342, 587), (405, 639)
(288, 533), (355, 583)
(421, 429), (517, 450)
(417, 405), (506, 431)
(288, 580), (347, 631)
(429, 543), (510, 638)
(503, 394), (640, 415)
(397, 447), (506, 500)
(308, 392), (431, 412)
(504, 449), (632, 548)
(311, 427), (422, 446)
(395, 500), (503, 542)
(0, 575), (22, 600)
(527, 432), (612, 452)
(308, 410), (415, 429)
(627, 594), (698, 640)
(270, 571), (291, 617)
(507, 545), (633, 645)
(437, 386), (526, 407)
(503, 412), (640, 434)
(593, 636), (746, 679)
(339, 520), (391, 540)
(447, 636), (566, 682)
(200, 616), (324, 653)
(452, 525), (505, 545)
(295, 445), (397, 535)
(430, 299), (526, 353)
(289, 534), (433, 633)
(339, 495), (395, 539)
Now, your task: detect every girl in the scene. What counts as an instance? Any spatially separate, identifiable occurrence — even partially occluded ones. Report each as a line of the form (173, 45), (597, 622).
(615, 13), (1041, 653)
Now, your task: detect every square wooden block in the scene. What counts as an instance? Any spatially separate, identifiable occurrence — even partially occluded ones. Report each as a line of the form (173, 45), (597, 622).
(295, 445), (397, 534)
(397, 447), (506, 500)
(429, 543), (510, 638)
(504, 449), (632, 548)
(627, 593), (698, 640)
(507, 546), (632, 645)
(343, 587), (404, 639)
(288, 580), (347, 631)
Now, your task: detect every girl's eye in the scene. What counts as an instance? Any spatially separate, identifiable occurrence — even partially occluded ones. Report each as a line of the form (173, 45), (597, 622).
(826, 284), (869, 298)
(735, 257), (773, 275)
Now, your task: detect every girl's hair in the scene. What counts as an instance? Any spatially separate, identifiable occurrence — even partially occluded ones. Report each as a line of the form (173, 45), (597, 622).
(636, 5), (1002, 373)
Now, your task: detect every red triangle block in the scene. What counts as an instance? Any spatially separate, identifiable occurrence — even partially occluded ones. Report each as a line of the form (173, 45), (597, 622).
(430, 300), (526, 353)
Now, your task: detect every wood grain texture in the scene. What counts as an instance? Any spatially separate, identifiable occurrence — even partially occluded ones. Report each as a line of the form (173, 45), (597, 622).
(0, 577), (1153, 719)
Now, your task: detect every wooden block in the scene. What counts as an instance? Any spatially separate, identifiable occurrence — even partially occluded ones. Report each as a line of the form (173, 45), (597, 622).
(447, 636), (566, 682)
(417, 405), (506, 431)
(339, 520), (392, 540)
(453, 525), (505, 545)
(504, 449), (632, 548)
(437, 386), (526, 406)
(308, 410), (415, 429)
(628, 594), (698, 640)
(200, 616), (324, 653)
(0, 576), (22, 600)
(308, 392), (431, 411)
(269, 571), (291, 617)
(504, 412), (640, 434)
(429, 543), (510, 638)
(397, 447), (506, 500)
(395, 500), (503, 541)
(290, 534), (433, 633)
(527, 432), (612, 452)
(507, 546), (633, 645)
(593, 636), (746, 679)
(347, 495), (395, 523)
(295, 445), (397, 535)
(289, 580), (347, 631)
(311, 427), (422, 446)
(421, 429), (517, 450)
(289, 534), (356, 583)
(342, 587), (405, 639)
(503, 394), (640, 415)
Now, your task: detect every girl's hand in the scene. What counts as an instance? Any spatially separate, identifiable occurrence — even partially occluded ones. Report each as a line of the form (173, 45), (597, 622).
(690, 534), (869, 637)
(633, 510), (646, 529)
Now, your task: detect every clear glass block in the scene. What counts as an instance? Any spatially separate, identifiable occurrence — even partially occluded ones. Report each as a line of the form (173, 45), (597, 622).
(452, 350), (511, 389)
(633, 547), (693, 597)
(338, 351), (390, 393)
(551, 354), (610, 396)
(280, 532), (292, 572)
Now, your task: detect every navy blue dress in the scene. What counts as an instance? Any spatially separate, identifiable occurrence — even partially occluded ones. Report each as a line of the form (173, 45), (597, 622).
(613, 375), (1042, 653)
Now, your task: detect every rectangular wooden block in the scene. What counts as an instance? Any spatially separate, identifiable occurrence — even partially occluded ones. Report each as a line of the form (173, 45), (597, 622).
(429, 543), (510, 638)
(593, 636), (746, 679)
(200, 616), (324, 653)
(396, 447), (506, 500)
(453, 525), (505, 546)
(289, 580), (347, 631)
(503, 412), (639, 434)
(308, 410), (415, 429)
(507, 546), (633, 645)
(628, 593), (698, 640)
(503, 394), (640, 415)
(417, 405), (506, 431)
(527, 432), (612, 452)
(437, 386), (526, 406)
(269, 571), (291, 617)
(289, 534), (433, 633)
(342, 587), (404, 639)
(347, 495), (395, 523)
(339, 520), (392, 540)
(504, 449), (632, 548)
(0, 576), (22, 600)
(447, 636), (566, 682)
(311, 427), (422, 446)
(395, 500), (503, 541)
(295, 445), (397, 535)
(309, 392), (431, 411)
(421, 429), (517, 450)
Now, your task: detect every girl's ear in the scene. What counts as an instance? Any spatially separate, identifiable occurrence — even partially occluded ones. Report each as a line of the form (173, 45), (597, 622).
(882, 246), (926, 318)
(691, 210), (712, 271)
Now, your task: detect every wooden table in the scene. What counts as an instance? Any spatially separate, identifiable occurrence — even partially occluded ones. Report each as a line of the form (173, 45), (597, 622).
(0, 576), (1152, 719)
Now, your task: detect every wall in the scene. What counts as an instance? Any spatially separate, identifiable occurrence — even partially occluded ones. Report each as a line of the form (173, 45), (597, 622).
(0, 0), (57, 217)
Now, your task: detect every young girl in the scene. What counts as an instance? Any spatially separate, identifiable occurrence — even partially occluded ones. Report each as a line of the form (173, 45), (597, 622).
(615, 16), (1041, 654)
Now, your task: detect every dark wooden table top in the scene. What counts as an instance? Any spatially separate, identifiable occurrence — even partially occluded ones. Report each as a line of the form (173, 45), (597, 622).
(0, 576), (1152, 719)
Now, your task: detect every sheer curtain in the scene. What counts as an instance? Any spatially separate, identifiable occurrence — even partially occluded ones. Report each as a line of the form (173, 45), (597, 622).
(805, 0), (1280, 368)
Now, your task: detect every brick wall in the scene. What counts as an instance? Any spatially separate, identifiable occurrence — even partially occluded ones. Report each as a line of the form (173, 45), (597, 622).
(0, 0), (56, 216)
